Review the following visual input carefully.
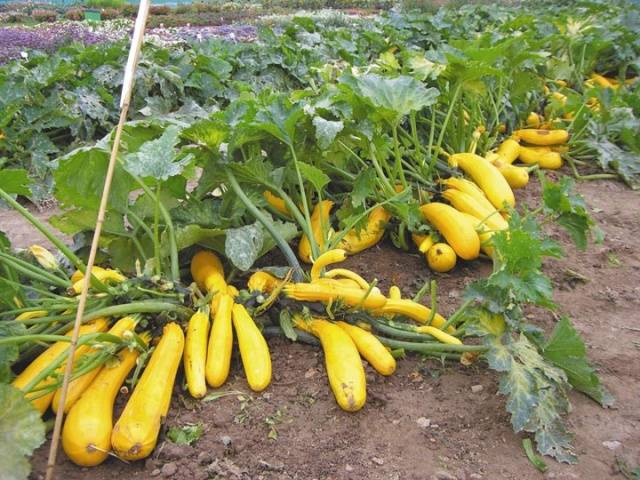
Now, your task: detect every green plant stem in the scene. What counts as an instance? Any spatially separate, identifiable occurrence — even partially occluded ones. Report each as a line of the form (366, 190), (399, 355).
(409, 111), (424, 167)
(391, 123), (408, 189)
(128, 173), (180, 283)
(289, 146), (319, 261)
(432, 82), (462, 173)
(425, 280), (438, 326)
(378, 336), (487, 353)
(0, 252), (70, 288)
(153, 183), (162, 277)
(441, 298), (474, 331)
(7, 300), (192, 326)
(268, 184), (315, 247)
(225, 167), (304, 281)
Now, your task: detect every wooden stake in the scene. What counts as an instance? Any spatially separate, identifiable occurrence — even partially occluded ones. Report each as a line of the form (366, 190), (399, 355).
(44, 1), (150, 478)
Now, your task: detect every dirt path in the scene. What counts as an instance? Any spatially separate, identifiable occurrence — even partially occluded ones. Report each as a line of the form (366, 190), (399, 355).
(4, 177), (638, 480)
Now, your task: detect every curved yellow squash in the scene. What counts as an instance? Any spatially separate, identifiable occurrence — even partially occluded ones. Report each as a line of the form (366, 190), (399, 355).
(495, 138), (521, 164)
(283, 282), (388, 309)
(415, 326), (462, 345)
(12, 319), (109, 415)
(379, 299), (452, 332)
(184, 310), (210, 398)
(310, 319), (366, 412)
(514, 128), (569, 146)
(263, 191), (290, 216)
(337, 206), (391, 254)
(52, 316), (138, 413)
(298, 200), (334, 263)
(448, 153), (515, 209)
(232, 304), (272, 392)
(111, 322), (184, 461)
(310, 249), (347, 280)
(336, 321), (396, 376)
(518, 145), (563, 170)
(419, 202), (480, 260)
(411, 233), (435, 253)
(205, 294), (234, 388)
(493, 161), (529, 189)
(62, 335), (148, 466)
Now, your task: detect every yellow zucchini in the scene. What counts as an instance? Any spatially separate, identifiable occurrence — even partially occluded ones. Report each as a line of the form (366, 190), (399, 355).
(519, 146), (563, 169)
(415, 326), (462, 345)
(12, 319), (109, 415)
(379, 299), (452, 332)
(283, 282), (388, 309)
(299, 200), (334, 263)
(263, 191), (290, 216)
(309, 319), (366, 412)
(62, 334), (149, 466)
(336, 321), (396, 376)
(111, 322), (184, 461)
(70, 268), (126, 295)
(526, 112), (541, 128)
(232, 304), (272, 392)
(441, 189), (508, 231)
(205, 294), (234, 388)
(336, 206), (391, 254)
(323, 268), (370, 290)
(493, 160), (529, 189)
(190, 250), (226, 295)
(419, 202), (480, 260)
(310, 249), (347, 280)
(460, 212), (496, 257)
(52, 316), (138, 413)
(184, 310), (210, 398)
(495, 138), (521, 164)
(411, 233), (435, 253)
(448, 153), (515, 209)
(514, 129), (569, 146)
(442, 177), (497, 214)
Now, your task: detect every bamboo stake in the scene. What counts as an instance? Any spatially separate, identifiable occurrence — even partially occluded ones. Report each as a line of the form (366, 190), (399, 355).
(44, 1), (151, 478)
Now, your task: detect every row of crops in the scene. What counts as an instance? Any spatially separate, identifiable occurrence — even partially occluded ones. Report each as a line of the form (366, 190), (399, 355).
(1, 0), (639, 478)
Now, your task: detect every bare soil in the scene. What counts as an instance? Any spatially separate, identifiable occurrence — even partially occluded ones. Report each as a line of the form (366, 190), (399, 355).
(4, 176), (639, 480)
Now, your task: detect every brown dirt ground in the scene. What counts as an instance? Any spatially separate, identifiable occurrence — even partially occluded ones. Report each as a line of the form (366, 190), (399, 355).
(2, 174), (639, 480)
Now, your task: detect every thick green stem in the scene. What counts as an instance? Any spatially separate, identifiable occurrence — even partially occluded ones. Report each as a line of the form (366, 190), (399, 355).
(225, 167), (304, 282)
(378, 336), (487, 353)
(441, 298), (474, 331)
(432, 83), (462, 173)
(153, 183), (162, 277)
(391, 123), (407, 189)
(0, 253), (70, 288)
(290, 146), (319, 261)
(128, 173), (180, 283)
(7, 301), (192, 326)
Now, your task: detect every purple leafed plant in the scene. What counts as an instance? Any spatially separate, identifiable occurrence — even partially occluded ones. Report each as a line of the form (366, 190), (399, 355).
(0, 23), (110, 63)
